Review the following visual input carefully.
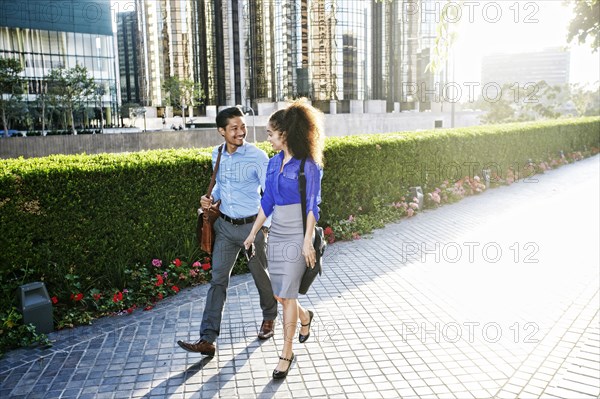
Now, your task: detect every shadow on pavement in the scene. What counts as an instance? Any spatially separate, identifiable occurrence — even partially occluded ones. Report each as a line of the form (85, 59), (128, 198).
(141, 356), (212, 398)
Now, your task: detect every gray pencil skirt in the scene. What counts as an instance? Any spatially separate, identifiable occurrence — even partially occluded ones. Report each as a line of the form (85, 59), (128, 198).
(268, 203), (306, 299)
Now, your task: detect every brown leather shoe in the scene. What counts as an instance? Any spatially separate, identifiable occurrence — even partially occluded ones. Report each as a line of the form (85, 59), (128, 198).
(258, 319), (275, 340)
(177, 339), (215, 356)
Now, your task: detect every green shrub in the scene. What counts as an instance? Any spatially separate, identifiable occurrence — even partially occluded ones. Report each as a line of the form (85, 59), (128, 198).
(0, 149), (215, 305)
(320, 117), (600, 222)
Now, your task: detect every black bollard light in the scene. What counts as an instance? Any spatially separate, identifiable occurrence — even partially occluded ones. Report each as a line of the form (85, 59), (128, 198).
(17, 282), (53, 334)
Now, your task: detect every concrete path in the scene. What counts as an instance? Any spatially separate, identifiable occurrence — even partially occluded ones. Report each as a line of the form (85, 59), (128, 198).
(1, 155), (599, 399)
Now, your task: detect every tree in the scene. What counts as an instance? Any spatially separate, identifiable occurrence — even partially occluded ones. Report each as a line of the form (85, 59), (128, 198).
(566, 0), (600, 52)
(162, 76), (203, 128)
(46, 64), (97, 135)
(0, 58), (25, 137)
(570, 83), (600, 116)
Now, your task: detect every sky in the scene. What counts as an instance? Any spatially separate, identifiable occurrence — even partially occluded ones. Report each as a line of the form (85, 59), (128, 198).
(451, 0), (599, 86)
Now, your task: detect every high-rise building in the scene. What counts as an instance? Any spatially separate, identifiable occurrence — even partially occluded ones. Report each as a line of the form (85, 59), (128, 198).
(117, 11), (142, 105)
(0, 0), (118, 126)
(123, 0), (438, 113)
(133, 0), (195, 107)
(241, 0), (432, 112)
(482, 47), (571, 87)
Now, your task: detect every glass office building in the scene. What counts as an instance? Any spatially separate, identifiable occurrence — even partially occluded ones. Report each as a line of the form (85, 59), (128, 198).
(127, 0), (437, 113)
(240, 0), (428, 112)
(0, 0), (118, 127)
(117, 11), (142, 105)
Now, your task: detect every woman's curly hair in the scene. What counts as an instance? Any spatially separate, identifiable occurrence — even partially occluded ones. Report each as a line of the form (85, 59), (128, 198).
(268, 98), (325, 166)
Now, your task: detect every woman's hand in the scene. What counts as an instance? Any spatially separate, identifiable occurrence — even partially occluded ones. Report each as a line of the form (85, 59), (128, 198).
(303, 239), (316, 268)
(243, 234), (256, 250)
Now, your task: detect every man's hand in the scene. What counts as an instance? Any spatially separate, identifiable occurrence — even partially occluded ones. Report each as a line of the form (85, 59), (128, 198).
(200, 195), (212, 210)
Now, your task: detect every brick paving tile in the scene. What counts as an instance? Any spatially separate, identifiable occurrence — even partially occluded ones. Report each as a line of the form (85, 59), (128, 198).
(0, 155), (598, 398)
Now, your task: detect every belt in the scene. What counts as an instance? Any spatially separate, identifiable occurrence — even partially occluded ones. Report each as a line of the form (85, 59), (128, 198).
(220, 213), (257, 225)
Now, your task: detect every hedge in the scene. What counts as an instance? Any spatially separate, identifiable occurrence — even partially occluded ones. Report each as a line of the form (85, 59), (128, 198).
(320, 117), (600, 222)
(0, 117), (598, 314)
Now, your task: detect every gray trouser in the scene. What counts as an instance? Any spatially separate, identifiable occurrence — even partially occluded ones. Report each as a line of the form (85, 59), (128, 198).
(200, 216), (278, 343)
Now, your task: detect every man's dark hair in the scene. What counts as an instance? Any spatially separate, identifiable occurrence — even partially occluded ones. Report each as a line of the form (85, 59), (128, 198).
(216, 106), (244, 129)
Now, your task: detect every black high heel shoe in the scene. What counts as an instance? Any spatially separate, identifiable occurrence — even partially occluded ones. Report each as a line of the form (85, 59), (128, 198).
(298, 310), (314, 343)
(272, 353), (294, 379)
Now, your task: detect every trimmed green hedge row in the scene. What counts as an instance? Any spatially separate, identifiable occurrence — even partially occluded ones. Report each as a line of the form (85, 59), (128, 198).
(0, 117), (598, 308)
(319, 117), (600, 222)
(0, 149), (215, 294)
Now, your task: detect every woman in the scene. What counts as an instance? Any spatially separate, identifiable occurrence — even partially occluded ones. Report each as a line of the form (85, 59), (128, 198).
(243, 99), (324, 379)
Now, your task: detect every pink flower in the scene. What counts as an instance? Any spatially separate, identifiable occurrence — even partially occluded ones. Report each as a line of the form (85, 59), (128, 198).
(348, 215), (355, 222)
(190, 269), (198, 278)
(409, 202), (419, 210)
(152, 259), (162, 268)
(192, 261), (201, 268)
(429, 192), (441, 204)
(407, 208), (415, 217)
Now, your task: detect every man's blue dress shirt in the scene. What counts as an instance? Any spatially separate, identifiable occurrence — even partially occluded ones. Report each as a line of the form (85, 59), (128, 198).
(211, 141), (269, 219)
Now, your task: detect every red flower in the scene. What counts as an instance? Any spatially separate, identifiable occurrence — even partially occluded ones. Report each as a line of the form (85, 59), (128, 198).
(93, 293), (102, 301)
(113, 291), (123, 303)
(51, 296), (58, 304)
(173, 258), (182, 267)
(201, 263), (211, 271)
(155, 274), (164, 286)
(70, 293), (83, 301)
(157, 293), (163, 300)
(144, 305), (154, 311)
(171, 285), (180, 293)
(324, 226), (335, 244)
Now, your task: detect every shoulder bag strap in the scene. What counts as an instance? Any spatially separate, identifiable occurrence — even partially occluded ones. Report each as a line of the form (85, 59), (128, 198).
(206, 144), (224, 197)
(298, 158), (307, 235)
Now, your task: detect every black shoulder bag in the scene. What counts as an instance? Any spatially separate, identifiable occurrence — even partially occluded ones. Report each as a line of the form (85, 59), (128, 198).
(298, 158), (326, 295)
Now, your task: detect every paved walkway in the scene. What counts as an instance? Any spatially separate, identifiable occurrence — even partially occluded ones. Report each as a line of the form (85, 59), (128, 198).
(1, 155), (599, 399)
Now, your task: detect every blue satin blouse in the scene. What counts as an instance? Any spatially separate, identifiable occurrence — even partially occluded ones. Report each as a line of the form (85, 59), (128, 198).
(260, 151), (322, 221)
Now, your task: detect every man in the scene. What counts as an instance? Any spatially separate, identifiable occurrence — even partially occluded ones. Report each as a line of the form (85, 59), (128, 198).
(177, 106), (277, 357)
